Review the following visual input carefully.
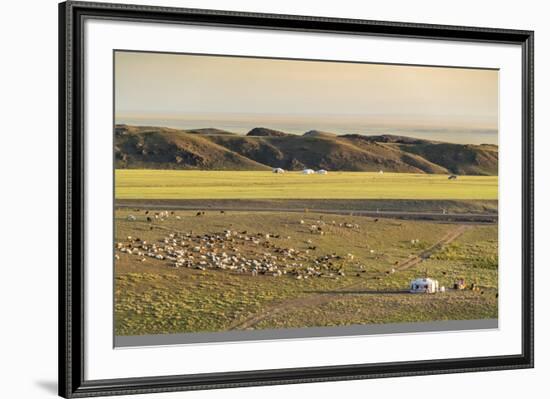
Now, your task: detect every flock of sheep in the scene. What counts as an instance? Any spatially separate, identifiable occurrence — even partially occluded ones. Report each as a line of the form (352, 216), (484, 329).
(300, 218), (360, 235)
(115, 216), (364, 279)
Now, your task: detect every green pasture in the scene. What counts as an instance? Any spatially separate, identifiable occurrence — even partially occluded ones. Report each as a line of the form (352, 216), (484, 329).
(115, 170), (498, 200)
(114, 209), (498, 335)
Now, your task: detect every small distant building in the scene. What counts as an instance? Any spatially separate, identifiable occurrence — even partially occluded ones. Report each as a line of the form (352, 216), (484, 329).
(272, 167), (285, 174)
(379, 170), (384, 174)
(316, 169), (328, 175)
(410, 277), (439, 293)
(302, 169), (314, 175)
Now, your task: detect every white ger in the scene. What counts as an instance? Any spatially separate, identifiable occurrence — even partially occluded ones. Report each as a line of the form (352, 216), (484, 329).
(410, 277), (439, 294)
(316, 169), (328, 175)
(272, 167), (285, 174)
(302, 169), (315, 175)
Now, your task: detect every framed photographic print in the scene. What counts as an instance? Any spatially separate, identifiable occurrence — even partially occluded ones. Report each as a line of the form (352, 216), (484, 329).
(59, 1), (534, 397)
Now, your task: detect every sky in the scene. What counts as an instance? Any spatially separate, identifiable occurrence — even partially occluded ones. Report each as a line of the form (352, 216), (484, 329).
(115, 51), (498, 143)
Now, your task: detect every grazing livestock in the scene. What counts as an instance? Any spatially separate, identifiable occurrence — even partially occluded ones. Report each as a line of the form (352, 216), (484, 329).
(454, 279), (466, 290)
(115, 224), (364, 281)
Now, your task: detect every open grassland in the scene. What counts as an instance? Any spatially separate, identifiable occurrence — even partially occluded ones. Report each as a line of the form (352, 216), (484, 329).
(115, 208), (497, 336)
(115, 170), (498, 200)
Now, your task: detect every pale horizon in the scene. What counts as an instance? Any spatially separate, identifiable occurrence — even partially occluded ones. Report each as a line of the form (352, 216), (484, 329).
(115, 51), (499, 145)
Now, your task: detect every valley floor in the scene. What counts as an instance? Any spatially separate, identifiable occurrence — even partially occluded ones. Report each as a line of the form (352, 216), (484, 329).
(115, 170), (498, 200)
(114, 205), (498, 337)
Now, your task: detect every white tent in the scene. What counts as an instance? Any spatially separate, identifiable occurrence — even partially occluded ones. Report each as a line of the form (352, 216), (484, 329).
(302, 169), (314, 175)
(316, 169), (328, 175)
(410, 277), (439, 293)
(272, 168), (285, 174)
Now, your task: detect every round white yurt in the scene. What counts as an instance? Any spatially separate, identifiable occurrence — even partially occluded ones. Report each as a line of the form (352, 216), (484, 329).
(272, 167), (285, 174)
(410, 277), (439, 293)
(316, 169), (328, 175)
(302, 169), (314, 175)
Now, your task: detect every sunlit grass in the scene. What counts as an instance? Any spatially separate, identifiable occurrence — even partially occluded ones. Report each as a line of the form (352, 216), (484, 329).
(115, 170), (498, 200)
(114, 209), (498, 335)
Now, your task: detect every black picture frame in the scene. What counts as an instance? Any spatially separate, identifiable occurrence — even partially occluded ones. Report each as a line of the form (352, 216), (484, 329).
(59, 1), (534, 397)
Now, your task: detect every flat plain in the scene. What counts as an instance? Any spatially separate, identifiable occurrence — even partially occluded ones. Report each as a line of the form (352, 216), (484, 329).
(115, 170), (498, 200)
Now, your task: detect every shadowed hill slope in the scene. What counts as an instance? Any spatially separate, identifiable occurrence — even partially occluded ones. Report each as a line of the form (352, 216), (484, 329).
(115, 124), (498, 174)
(246, 127), (290, 137)
(114, 125), (270, 170)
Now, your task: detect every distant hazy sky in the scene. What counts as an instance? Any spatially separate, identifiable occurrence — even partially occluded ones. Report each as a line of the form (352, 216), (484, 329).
(115, 51), (498, 136)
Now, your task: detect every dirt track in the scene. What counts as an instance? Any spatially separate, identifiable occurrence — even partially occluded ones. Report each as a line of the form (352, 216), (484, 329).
(117, 201), (496, 223)
(392, 225), (470, 272)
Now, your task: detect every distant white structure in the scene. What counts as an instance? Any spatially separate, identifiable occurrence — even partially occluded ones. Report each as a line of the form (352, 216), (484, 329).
(316, 169), (328, 175)
(410, 277), (439, 294)
(379, 170), (384, 174)
(272, 167), (285, 174)
(302, 169), (315, 175)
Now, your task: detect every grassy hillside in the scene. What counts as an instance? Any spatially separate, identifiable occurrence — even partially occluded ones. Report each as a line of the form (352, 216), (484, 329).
(396, 142), (499, 175)
(115, 124), (498, 175)
(115, 125), (269, 170)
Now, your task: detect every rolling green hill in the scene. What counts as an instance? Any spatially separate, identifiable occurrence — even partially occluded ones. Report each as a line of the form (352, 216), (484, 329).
(114, 124), (498, 175)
